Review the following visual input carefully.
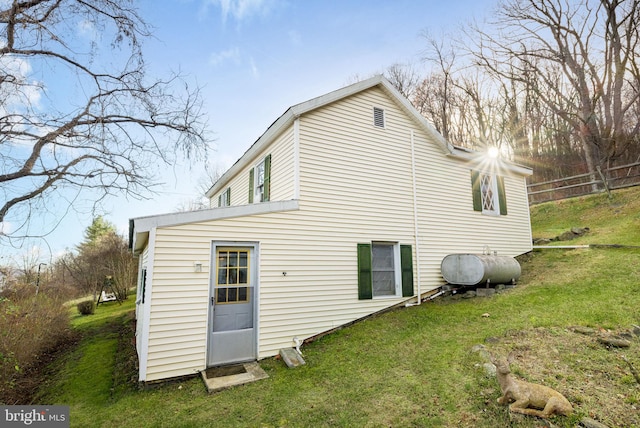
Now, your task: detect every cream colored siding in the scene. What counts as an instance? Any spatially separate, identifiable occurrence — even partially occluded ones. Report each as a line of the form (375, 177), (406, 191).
(135, 246), (149, 355)
(139, 81), (532, 382)
(144, 207), (411, 381)
(210, 129), (295, 207)
(412, 124), (531, 286)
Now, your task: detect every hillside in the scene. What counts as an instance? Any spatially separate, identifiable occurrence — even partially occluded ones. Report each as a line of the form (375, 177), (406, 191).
(35, 188), (640, 428)
(530, 186), (640, 246)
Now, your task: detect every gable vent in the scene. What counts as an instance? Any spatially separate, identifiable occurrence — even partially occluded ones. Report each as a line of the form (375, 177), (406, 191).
(373, 107), (385, 128)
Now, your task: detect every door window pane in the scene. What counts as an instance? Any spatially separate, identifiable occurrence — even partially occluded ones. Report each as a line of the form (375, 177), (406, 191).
(239, 268), (248, 284)
(217, 288), (227, 303)
(215, 249), (250, 304)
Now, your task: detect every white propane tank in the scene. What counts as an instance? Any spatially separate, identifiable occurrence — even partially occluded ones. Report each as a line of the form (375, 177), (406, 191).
(440, 254), (521, 286)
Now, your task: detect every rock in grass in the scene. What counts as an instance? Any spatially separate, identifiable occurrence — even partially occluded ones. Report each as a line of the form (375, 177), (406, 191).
(483, 362), (496, 377)
(580, 416), (610, 428)
(571, 326), (598, 336)
(597, 337), (631, 348)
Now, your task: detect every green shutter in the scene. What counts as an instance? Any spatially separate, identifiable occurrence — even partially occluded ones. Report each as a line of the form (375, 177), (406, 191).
(357, 243), (372, 300)
(263, 154), (271, 202)
(226, 187), (231, 206)
(248, 168), (254, 203)
(471, 170), (482, 212)
(400, 245), (414, 297)
(218, 195), (222, 207)
(497, 176), (507, 215)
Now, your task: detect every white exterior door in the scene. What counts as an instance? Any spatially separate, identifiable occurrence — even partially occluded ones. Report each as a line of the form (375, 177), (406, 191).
(207, 244), (257, 366)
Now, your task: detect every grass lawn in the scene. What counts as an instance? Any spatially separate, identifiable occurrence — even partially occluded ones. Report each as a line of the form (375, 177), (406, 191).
(37, 188), (640, 427)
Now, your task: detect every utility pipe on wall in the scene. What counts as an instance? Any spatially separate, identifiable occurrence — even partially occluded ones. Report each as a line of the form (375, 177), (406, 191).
(410, 129), (422, 305)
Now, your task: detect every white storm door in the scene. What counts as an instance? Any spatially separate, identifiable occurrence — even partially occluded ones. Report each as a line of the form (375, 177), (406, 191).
(207, 245), (257, 366)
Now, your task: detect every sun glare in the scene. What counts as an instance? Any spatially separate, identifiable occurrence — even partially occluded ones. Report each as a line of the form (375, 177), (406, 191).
(487, 147), (500, 159)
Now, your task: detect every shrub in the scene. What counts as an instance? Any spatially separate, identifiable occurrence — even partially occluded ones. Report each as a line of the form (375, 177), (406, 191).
(0, 290), (71, 403)
(77, 300), (95, 315)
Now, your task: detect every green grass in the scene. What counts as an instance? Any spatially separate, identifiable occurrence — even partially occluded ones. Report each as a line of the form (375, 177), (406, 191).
(530, 186), (640, 245)
(37, 189), (640, 427)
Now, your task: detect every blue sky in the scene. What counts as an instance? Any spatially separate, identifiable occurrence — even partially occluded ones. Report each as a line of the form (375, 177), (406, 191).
(10, 0), (495, 262)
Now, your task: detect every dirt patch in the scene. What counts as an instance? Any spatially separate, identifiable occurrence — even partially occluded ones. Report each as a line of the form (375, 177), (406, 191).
(204, 364), (247, 379)
(482, 326), (640, 427)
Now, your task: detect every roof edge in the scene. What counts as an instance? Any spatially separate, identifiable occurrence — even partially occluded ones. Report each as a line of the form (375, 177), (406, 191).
(205, 76), (388, 198)
(130, 199), (300, 253)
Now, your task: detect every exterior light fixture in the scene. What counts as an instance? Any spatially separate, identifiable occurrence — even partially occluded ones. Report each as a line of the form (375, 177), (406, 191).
(194, 261), (203, 273)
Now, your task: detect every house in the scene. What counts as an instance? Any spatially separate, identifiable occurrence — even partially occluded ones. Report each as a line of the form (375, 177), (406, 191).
(129, 75), (533, 383)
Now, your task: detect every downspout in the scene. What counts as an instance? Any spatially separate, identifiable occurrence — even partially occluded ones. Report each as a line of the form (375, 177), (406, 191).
(408, 129), (422, 305)
(293, 117), (300, 200)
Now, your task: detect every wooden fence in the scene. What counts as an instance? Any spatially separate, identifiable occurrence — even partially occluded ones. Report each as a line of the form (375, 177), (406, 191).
(527, 161), (640, 204)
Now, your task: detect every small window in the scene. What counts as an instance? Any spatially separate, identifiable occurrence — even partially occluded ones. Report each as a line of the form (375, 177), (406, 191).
(480, 174), (498, 215)
(471, 171), (508, 215)
(249, 154), (271, 203)
(218, 187), (231, 207)
(373, 107), (385, 128)
(254, 160), (266, 202)
(139, 269), (147, 304)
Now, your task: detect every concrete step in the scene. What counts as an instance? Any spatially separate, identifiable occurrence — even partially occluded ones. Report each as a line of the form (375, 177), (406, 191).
(201, 361), (268, 393)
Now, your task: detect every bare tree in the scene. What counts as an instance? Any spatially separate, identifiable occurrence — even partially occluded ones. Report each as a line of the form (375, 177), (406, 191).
(420, 34), (459, 142)
(384, 63), (421, 100)
(174, 162), (226, 212)
(468, 0), (640, 187)
(0, 0), (209, 241)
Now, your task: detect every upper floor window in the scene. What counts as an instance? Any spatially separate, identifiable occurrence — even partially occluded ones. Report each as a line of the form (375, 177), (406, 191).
(249, 154), (271, 203)
(471, 171), (508, 215)
(218, 187), (231, 207)
(255, 160), (266, 201)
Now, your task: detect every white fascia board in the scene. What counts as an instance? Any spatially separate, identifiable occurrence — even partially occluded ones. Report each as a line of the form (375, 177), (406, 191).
(376, 80), (531, 175)
(204, 74), (529, 197)
(377, 79), (456, 156)
(205, 111), (297, 198)
(131, 199), (300, 252)
(205, 76), (388, 198)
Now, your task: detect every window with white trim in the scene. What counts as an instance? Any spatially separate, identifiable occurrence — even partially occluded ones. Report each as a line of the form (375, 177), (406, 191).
(218, 187), (231, 207)
(249, 154), (271, 203)
(480, 173), (498, 214)
(371, 243), (398, 296)
(357, 242), (414, 300)
(471, 170), (508, 216)
(254, 160), (265, 202)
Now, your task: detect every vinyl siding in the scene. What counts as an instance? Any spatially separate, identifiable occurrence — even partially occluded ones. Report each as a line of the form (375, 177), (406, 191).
(210, 129), (295, 207)
(299, 86), (530, 289)
(141, 84), (532, 382)
(144, 207), (415, 381)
